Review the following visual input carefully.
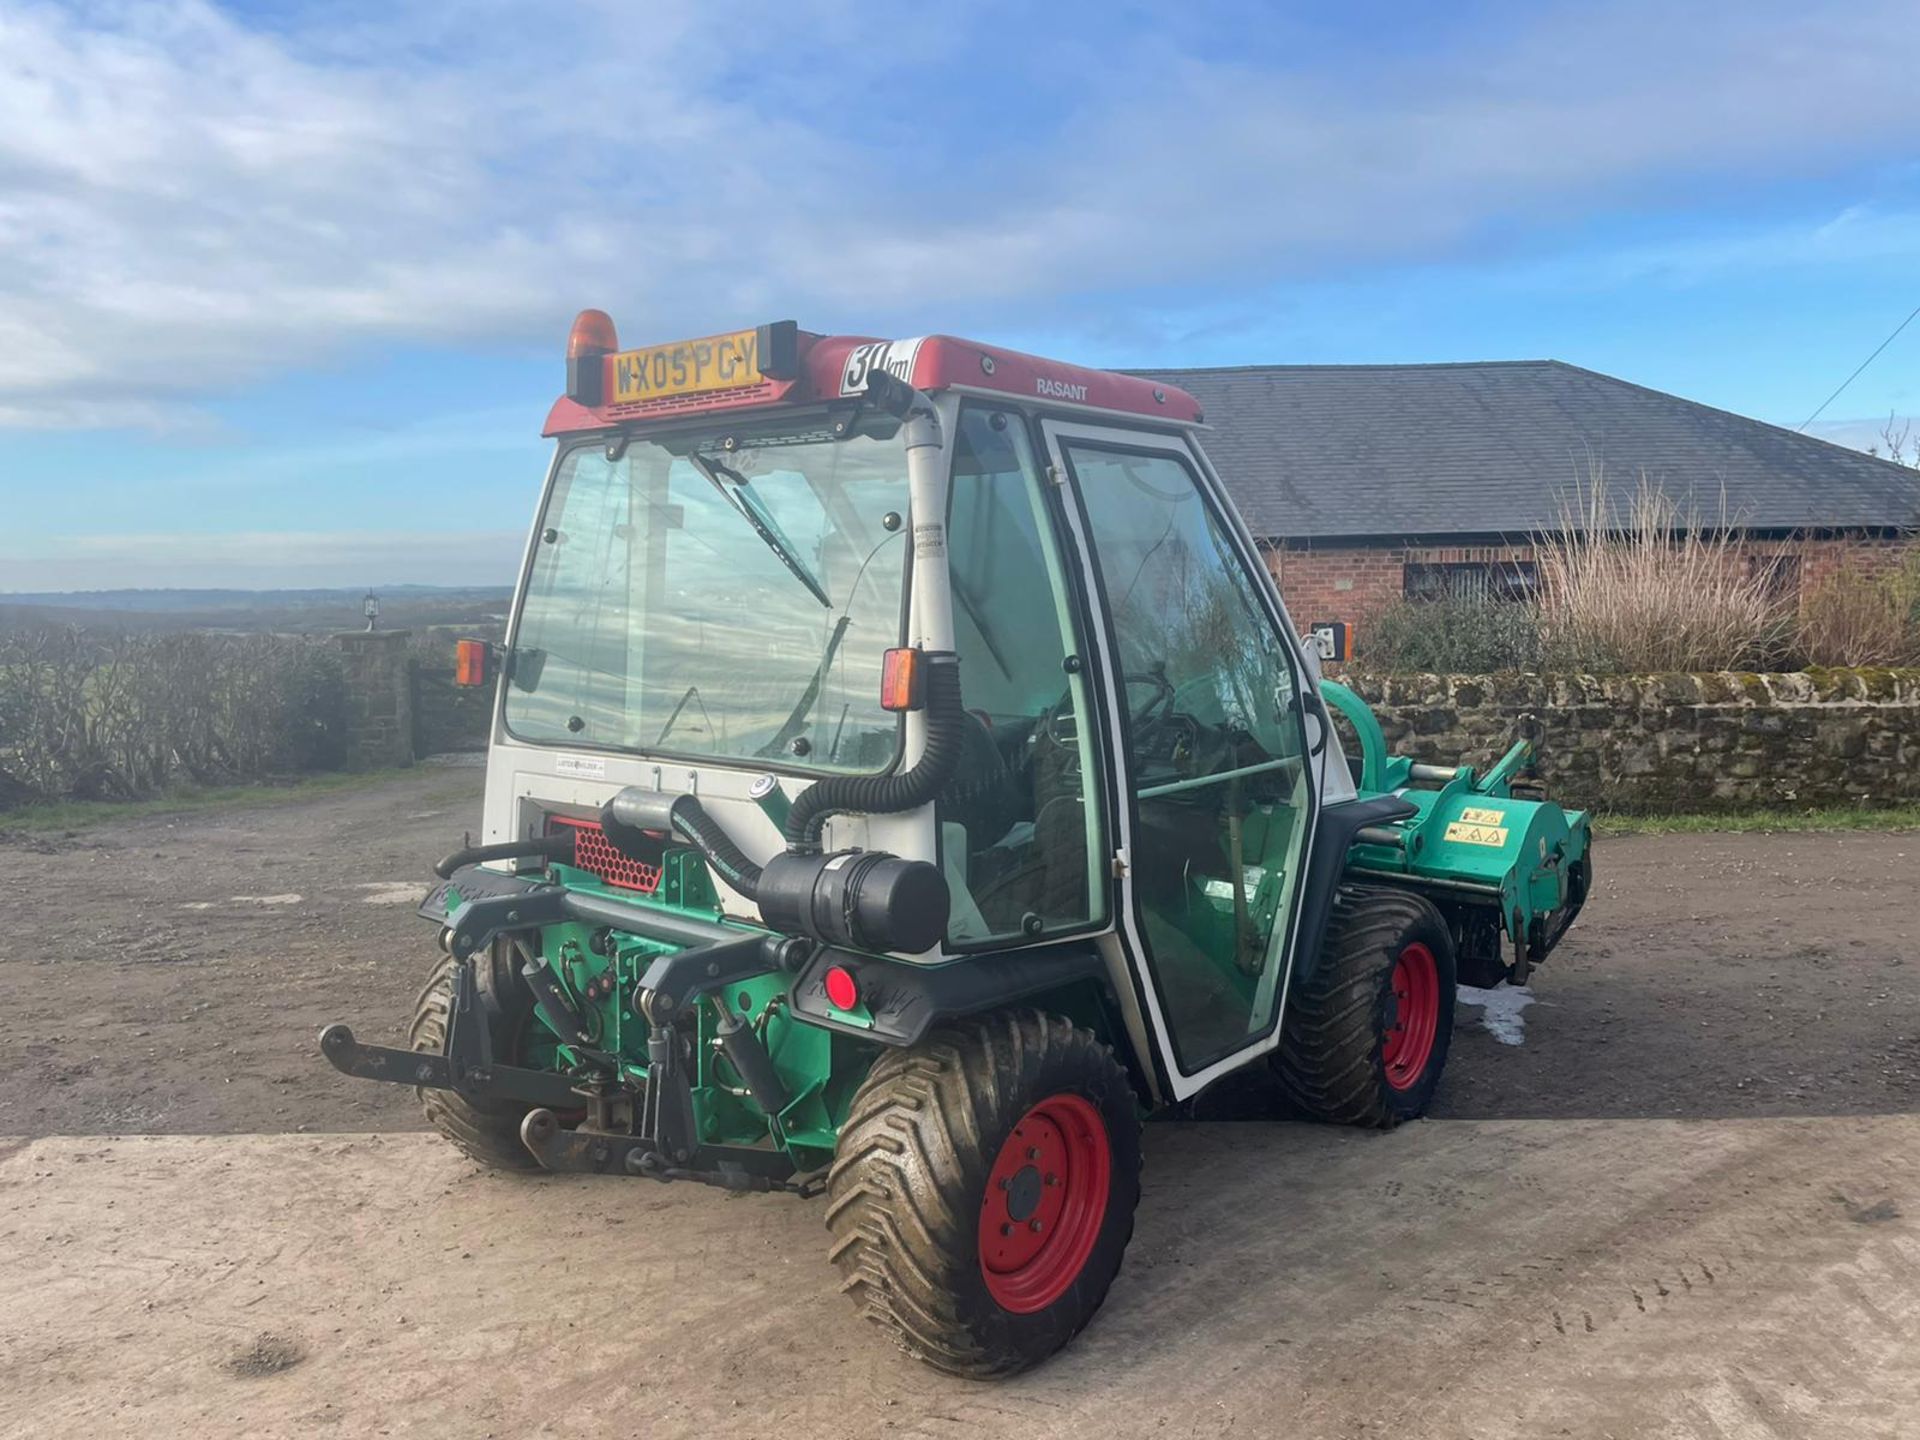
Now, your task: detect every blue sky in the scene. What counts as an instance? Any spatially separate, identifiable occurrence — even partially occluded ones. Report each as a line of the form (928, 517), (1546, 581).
(1, 0), (1917, 590)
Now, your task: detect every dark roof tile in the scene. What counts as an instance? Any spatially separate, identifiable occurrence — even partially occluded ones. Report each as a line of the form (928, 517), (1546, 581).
(1131, 360), (1920, 539)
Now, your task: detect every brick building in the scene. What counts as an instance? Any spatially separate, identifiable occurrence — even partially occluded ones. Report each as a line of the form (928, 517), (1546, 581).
(1137, 361), (1920, 648)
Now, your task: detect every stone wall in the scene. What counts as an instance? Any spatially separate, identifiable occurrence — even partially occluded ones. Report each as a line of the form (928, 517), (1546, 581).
(326, 629), (1920, 811)
(331, 630), (415, 771)
(410, 662), (493, 757)
(1344, 668), (1920, 813)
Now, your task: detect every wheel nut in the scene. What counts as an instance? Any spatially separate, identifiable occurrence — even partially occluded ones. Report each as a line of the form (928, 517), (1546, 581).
(1027, 1147), (1041, 1160)
(1029, 1220), (1044, 1233)
(999, 1177), (1011, 1191)
(1045, 1173), (1058, 1186)
(1001, 1224), (1014, 1237)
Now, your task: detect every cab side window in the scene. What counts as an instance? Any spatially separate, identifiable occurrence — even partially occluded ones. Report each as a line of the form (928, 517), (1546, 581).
(938, 409), (1105, 943)
(1063, 442), (1310, 1070)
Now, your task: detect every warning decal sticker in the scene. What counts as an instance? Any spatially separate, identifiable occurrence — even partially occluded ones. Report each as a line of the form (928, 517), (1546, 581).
(1444, 821), (1510, 847)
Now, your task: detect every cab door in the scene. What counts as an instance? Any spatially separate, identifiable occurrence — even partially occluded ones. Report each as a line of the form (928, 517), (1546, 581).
(1041, 420), (1319, 1096)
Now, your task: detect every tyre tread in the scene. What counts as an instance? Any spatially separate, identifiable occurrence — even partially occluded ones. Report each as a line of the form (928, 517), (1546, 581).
(824, 1008), (1141, 1377)
(1274, 885), (1456, 1128)
(409, 951), (542, 1171)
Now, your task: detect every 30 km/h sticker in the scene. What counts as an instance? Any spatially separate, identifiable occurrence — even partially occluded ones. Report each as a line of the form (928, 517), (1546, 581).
(1444, 821), (1510, 847)
(839, 337), (926, 395)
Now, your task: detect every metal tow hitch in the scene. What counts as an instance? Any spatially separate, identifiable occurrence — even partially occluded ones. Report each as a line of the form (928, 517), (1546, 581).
(517, 1109), (824, 1196)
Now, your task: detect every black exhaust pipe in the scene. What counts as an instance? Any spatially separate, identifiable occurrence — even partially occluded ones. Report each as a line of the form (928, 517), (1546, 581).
(602, 789), (765, 901)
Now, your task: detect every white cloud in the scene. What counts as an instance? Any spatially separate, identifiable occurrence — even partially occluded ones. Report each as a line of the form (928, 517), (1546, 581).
(1809, 414), (1920, 459)
(1458, 205), (1920, 295)
(2, 0), (1919, 430)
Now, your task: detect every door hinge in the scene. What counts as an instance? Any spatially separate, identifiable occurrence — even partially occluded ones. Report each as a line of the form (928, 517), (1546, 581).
(1111, 849), (1129, 879)
(1046, 463), (1067, 487)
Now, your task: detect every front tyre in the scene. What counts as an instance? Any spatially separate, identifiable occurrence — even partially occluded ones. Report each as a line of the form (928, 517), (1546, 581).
(409, 947), (543, 1171)
(825, 1010), (1142, 1378)
(1273, 886), (1457, 1127)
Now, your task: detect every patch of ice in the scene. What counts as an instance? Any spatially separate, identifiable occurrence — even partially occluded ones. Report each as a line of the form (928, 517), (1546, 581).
(230, 893), (303, 907)
(357, 882), (426, 906)
(1455, 982), (1536, 1046)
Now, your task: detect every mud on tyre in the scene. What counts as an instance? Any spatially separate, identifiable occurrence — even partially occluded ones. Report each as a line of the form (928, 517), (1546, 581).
(825, 1009), (1142, 1378)
(1273, 886), (1456, 1127)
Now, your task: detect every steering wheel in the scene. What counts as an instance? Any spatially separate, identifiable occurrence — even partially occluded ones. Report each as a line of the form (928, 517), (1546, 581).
(1120, 668), (1183, 760)
(1039, 668), (1179, 753)
(1123, 669), (1175, 726)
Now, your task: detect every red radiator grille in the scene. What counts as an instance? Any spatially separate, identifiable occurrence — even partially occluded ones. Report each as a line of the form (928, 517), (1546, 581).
(546, 815), (662, 895)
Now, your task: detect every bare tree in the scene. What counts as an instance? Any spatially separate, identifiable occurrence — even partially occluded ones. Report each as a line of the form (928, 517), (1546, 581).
(1867, 413), (1917, 467)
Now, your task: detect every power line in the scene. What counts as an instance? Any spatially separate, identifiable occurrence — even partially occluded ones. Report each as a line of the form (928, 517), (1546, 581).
(1798, 302), (1920, 431)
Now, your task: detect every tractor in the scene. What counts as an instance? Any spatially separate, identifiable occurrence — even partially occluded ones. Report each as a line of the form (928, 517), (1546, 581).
(320, 316), (1591, 1376)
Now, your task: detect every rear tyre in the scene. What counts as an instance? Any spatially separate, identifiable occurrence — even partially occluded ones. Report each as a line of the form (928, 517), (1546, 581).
(1274, 886), (1456, 1127)
(825, 1009), (1142, 1378)
(409, 947), (543, 1171)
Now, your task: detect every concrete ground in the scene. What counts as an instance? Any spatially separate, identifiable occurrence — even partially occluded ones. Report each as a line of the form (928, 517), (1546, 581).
(2, 771), (1918, 1436)
(2, 1117), (1916, 1439)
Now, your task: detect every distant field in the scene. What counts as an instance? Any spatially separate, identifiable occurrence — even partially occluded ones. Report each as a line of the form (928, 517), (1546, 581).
(0, 585), (514, 635)
(0, 768), (413, 832)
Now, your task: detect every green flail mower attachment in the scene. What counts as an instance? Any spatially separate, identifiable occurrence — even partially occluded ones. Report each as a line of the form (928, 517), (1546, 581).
(1319, 680), (1591, 987)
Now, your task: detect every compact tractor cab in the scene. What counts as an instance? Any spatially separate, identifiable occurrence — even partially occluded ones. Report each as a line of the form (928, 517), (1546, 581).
(321, 314), (1591, 1376)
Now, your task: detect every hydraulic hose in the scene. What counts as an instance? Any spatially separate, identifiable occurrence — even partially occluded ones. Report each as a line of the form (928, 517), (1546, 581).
(782, 651), (964, 852)
(433, 830), (575, 880)
(601, 788), (764, 901)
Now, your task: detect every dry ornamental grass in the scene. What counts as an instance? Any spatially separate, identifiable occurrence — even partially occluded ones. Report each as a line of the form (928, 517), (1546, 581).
(1358, 468), (1918, 675)
(1537, 473), (1790, 674)
(1797, 555), (1920, 668)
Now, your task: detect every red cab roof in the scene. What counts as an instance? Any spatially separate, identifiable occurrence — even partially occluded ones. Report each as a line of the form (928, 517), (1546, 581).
(543, 329), (1203, 436)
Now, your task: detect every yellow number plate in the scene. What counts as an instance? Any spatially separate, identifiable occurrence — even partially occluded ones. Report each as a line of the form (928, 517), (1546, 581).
(610, 328), (764, 404)
(1444, 821), (1510, 848)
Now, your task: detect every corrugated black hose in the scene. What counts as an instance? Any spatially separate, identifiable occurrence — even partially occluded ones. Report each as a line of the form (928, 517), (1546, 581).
(782, 651), (964, 852)
(599, 653), (963, 898)
(602, 789), (764, 901)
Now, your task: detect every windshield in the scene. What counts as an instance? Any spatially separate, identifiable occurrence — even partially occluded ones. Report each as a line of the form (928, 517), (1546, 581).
(505, 421), (910, 772)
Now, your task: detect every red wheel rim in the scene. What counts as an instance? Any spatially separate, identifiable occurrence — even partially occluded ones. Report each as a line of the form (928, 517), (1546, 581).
(1381, 941), (1440, 1091)
(977, 1093), (1112, 1313)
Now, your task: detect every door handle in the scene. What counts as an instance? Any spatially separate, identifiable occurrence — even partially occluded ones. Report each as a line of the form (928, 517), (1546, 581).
(1303, 705), (1329, 758)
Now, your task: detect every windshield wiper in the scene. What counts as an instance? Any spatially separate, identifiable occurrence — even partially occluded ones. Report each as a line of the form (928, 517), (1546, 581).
(758, 614), (852, 758)
(687, 452), (832, 609)
(656, 683), (717, 748)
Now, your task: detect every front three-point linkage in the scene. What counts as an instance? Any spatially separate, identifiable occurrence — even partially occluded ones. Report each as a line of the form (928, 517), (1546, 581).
(516, 965), (820, 1195)
(319, 955), (585, 1112)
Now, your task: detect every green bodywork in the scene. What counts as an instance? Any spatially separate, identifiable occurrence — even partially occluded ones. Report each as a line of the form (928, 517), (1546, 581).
(435, 847), (875, 1172)
(1320, 679), (1591, 952)
(448, 682), (1588, 1175)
